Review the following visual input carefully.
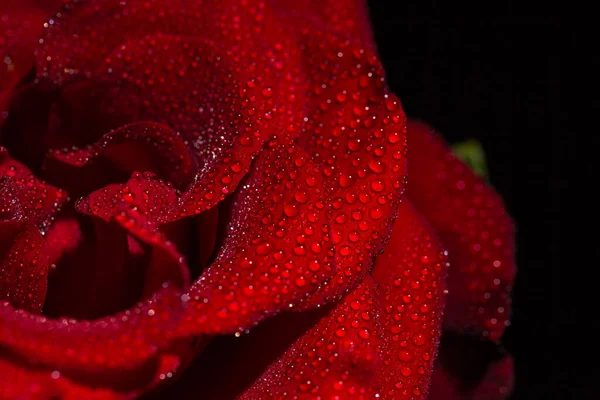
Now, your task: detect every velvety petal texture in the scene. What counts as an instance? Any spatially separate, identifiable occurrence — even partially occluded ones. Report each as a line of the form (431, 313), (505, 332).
(0, 285), (186, 398)
(1, 148), (66, 312)
(0, 0), (516, 399)
(406, 120), (516, 342)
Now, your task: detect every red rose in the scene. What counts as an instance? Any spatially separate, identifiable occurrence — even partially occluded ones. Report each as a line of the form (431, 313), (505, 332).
(0, 0), (516, 399)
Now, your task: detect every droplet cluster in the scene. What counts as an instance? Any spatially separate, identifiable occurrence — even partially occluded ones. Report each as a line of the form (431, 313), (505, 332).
(371, 201), (448, 399)
(240, 279), (381, 400)
(0, 284), (183, 381)
(1, 147), (66, 312)
(406, 121), (516, 342)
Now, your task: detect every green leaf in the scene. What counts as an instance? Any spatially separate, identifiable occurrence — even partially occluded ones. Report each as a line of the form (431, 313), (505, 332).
(451, 139), (489, 180)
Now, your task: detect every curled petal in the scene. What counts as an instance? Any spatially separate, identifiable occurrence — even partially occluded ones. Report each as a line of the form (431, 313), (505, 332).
(42, 217), (149, 319)
(149, 307), (329, 399)
(178, 144), (334, 334)
(0, 354), (131, 400)
(241, 278), (381, 400)
(239, 201), (448, 400)
(0, 285), (184, 390)
(0, 147), (67, 231)
(37, 0), (295, 87)
(293, 32), (408, 302)
(42, 216), (82, 267)
(0, 356), (61, 400)
(371, 200), (448, 399)
(406, 120), (516, 341)
(36, 0), (302, 213)
(44, 173), (189, 319)
(44, 33), (290, 211)
(0, 216), (48, 313)
(44, 122), (195, 197)
(177, 31), (406, 336)
(77, 172), (190, 294)
(0, 149), (66, 312)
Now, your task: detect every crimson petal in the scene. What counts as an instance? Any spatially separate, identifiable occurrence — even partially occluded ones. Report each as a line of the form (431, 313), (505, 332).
(42, 216), (150, 320)
(42, 217), (81, 267)
(293, 31), (407, 302)
(178, 144), (333, 334)
(37, 0), (301, 213)
(240, 278), (381, 400)
(0, 148), (66, 312)
(44, 121), (195, 197)
(371, 200), (448, 399)
(0, 147), (67, 230)
(0, 200), (48, 313)
(177, 27), (406, 336)
(0, 285), (183, 387)
(0, 353), (134, 400)
(239, 201), (448, 400)
(76, 172), (190, 295)
(148, 306), (329, 399)
(406, 120), (516, 341)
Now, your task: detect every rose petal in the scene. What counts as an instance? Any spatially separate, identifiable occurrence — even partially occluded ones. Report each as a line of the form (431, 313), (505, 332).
(163, 199), (448, 399)
(0, 147), (67, 230)
(0, 354), (61, 400)
(42, 216), (149, 319)
(240, 278), (381, 400)
(0, 343), (205, 400)
(291, 30), (407, 303)
(151, 307), (329, 399)
(0, 285), (183, 387)
(238, 200), (448, 400)
(176, 28), (406, 335)
(177, 144), (333, 334)
(44, 121), (195, 198)
(77, 172), (190, 295)
(42, 32), (276, 181)
(36, 0), (301, 214)
(43, 172), (190, 319)
(37, 0), (294, 86)
(99, 33), (289, 215)
(0, 353), (130, 400)
(0, 210), (48, 313)
(371, 200), (448, 399)
(0, 148), (66, 312)
(428, 333), (514, 400)
(0, 287), (193, 399)
(41, 216), (81, 267)
(406, 120), (516, 341)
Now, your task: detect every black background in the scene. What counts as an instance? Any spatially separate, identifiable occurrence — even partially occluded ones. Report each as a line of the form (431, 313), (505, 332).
(366, 5), (584, 399)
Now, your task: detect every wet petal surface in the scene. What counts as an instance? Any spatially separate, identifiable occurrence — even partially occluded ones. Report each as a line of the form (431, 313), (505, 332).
(406, 120), (516, 341)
